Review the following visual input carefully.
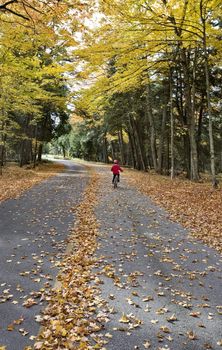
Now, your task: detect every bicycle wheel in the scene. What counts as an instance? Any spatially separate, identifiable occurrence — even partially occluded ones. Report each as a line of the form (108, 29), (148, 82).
(113, 176), (118, 188)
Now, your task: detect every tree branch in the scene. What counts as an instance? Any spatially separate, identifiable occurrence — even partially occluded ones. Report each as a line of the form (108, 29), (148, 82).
(0, 0), (30, 20)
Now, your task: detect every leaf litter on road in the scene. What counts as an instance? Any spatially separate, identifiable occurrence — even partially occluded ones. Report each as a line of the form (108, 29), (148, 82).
(32, 171), (110, 350)
(2, 164), (221, 350)
(0, 163), (64, 203)
(128, 170), (222, 252)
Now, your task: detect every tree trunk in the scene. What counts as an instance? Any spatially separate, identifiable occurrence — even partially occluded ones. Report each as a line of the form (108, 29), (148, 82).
(103, 134), (109, 163)
(0, 118), (7, 172)
(197, 94), (204, 172)
(169, 73), (175, 180)
(166, 132), (170, 175)
(20, 139), (32, 167)
(128, 115), (145, 170)
(131, 117), (146, 170)
(175, 60), (190, 176)
(33, 125), (38, 168)
(118, 128), (125, 165)
(126, 131), (135, 168)
(61, 145), (66, 158)
(110, 141), (115, 161)
(190, 48), (200, 181)
(200, 3), (217, 186)
(181, 48), (199, 181)
(167, 12), (199, 181)
(0, 145), (4, 175)
(158, 99), (168, 174)
(127, 120), (139, 169)
(146, 84), (158, 171)
(33, 139), (38, 168)
(38, 143), (43, 162)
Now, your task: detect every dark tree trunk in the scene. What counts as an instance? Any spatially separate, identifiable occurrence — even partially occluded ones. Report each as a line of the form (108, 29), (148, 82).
(131, 117), (146, 170)
(127, 128), (137, 169)
(197, 94), (204, 172)
(0, 145), (5, 175)
(158, 104), (167, 174)
(118, 128), (125, 165)
(103, 135), (109, 163)
(146, 84), (158, 171)
(37, 143), (43, 162)
(110, 141), (115, 161)
(128, 115), (144, 170)
(200, 2), (217, 186)
(19, 139), (32, 167)
(181, 48), (199, 181)
(61, 145), (66, 159)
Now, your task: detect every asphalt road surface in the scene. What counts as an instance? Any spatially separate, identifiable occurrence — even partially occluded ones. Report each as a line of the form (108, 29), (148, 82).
(1, 161), (221, 350)
(0, 161), (88, 350)
(94, 166), (222, 350)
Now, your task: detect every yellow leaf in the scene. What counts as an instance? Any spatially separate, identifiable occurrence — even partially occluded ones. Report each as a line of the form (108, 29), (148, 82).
(119, 314), (130, 323)
(7, 324), (14, 331)
(143, 295), (153, 302)
(187, 331), (198, 340)
(61, 328), (67, 337)
(160, 326), (170, 333)
(143, 340), (151, 348)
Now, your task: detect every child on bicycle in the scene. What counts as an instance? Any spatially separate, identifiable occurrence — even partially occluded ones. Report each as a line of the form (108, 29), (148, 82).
(111, 159), (123, 184)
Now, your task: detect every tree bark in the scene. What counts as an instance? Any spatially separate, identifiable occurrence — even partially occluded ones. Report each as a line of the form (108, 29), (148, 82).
(169, 73), (175, 180)
(157, 106), (167, 174)
(200, 1), (217, 187)
(146, 83), (158, 171)
(110, 141), (115, 161)
(33, 138), (38, 168)
(37, 143), (43, 162)
(20, 139), (32, 167)
(102, 134), (109, 163)
(61, 145), (66, 158)
(131, 117), (146, 170)
(126, 131), (134, 168)
(197, 93), (204, 172)
(181, 48), (199, 181)
(118, 128), (125, 165)
(127, 118), (139, 169)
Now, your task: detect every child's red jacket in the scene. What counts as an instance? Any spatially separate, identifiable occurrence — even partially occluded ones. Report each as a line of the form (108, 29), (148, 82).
(111, 164), (123, 175)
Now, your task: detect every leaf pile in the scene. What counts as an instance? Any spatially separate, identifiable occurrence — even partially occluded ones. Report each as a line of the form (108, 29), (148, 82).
(32, 171), (107, 350)
(0, 162), (64, 203)
(128, 170), (222, 252)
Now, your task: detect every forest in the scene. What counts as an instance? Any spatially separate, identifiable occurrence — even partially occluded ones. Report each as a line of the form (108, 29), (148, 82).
(0, 0), (222, 185)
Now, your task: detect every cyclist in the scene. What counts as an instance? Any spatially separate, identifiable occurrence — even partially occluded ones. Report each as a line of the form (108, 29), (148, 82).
(111, 159), (123, 184)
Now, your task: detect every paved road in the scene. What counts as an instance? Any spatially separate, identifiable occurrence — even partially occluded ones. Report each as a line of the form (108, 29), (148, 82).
(94, 167), (222, 350)
(0, 161), (88, 350)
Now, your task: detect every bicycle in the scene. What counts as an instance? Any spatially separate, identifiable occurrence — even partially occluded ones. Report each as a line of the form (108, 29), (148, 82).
(113, 174), (118, 189)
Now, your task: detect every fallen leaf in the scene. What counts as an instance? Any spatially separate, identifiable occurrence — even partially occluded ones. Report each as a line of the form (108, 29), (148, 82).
(160, 326), (171, 333)
(22, 298), (37, 308)
(119, 314), (130, 324)
(143, 340), (151, 348)
(187, 331), (198, 340)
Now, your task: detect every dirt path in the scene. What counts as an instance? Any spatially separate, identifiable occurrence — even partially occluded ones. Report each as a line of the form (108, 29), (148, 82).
(0, 161), (88, 350)
(94, 166), (222, 350)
